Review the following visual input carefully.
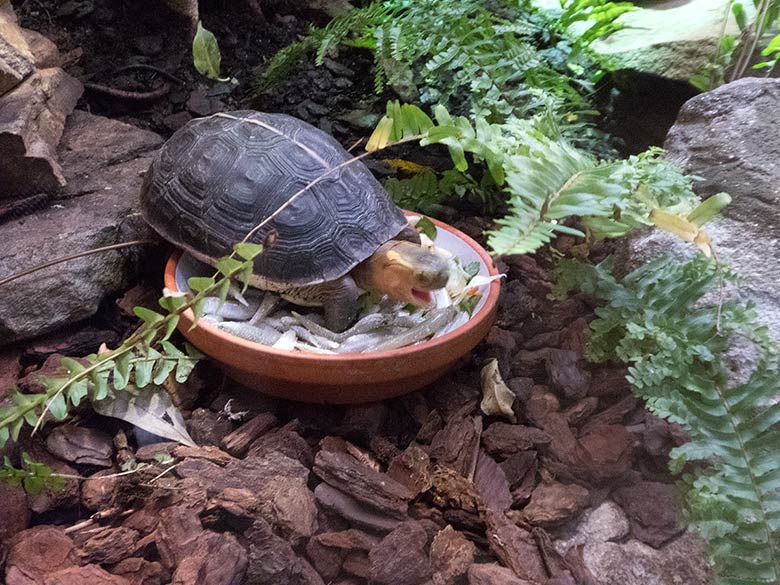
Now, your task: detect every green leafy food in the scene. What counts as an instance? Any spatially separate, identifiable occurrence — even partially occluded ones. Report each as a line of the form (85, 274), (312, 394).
(193, 21), (223, 80)
(459, 293), (481, 316)
(416, 216), (437, 240)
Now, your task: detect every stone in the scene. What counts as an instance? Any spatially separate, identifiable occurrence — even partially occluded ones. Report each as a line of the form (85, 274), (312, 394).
(20, 28), (59, 68)
(0, 111), (161, 345)
(0, 482), (29, 544)
(110, 558), (163, 585)
(554, 501), (630, 554)
(587, 0), (745, 82)
(613, 481), (684, 548)
(0, 10), (33, 96)
(368, 521), (432, 585)
(0, 68), (82, 196)
(468, 563), (534, 585)
(582, 531), (712, 585)
(5, 526), (78, 585)
(44, 565), (131, 585)
(46, 425), (114, 467)
(522, 482), (590, 526)
(626, 78), (780, 347)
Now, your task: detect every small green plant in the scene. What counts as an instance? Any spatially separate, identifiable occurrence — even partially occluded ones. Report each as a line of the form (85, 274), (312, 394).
(1, 453), (66, 496)
(553, 254), (780, 585)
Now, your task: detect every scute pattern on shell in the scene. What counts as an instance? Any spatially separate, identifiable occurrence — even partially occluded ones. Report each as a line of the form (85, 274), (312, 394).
(140, 111), (408, 286)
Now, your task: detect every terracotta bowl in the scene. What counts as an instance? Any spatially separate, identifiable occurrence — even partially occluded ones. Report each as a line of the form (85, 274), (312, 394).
(163, 214), (500, 404)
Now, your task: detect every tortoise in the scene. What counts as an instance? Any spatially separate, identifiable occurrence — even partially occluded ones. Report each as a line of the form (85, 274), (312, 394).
(140, 110), (450, 332)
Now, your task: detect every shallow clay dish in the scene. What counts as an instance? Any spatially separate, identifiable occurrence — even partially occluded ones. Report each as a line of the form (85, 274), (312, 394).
(164, 214), (500, 404)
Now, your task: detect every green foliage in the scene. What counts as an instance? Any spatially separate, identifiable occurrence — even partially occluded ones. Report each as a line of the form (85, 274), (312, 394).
(1, 453), (66, 496)
(554, 255), (780, 585)
(371, 102), (703, 255)
(193, 21), (224, 81)
(555, 0), (636, 54)
(255, 0), (624, 123)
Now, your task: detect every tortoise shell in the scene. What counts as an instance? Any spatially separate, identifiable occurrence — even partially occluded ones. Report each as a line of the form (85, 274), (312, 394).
(140, 110), (408, 287)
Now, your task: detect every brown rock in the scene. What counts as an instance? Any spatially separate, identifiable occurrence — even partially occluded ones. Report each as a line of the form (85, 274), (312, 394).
(467, 564), (534, 585)
(20, 29), (59, 68)
(484, 511), (546, 582)
(523, 482), (590, 526)
(313, 450), (413, 518)
(76, 526), (139, 565)
(546, 349), (591, 400)
(5, 526), (77, 585)
(155, 506), (204, 570)
(46, 425), (113, 467)
(0, 11), (33, 96)
(246, 427), (313, 467)
(110, 558), (163, 585)
(430, 525), (475, 585)
(171, 531), (247, 585)
(220, 412), (277, 456)
(429, 416), (481, 477)
(80, 469), (118, 511)
(0, 483), (29, 543)
(481, 422), (551, 460)
(387, 443), (433, 496)
(612, 481), (683, 548)
(473, 449), (512, 513)
(0, 68), (82, 195)
(43, 565), (130, 585)
(368, 521), (433, 585)
(163, 111), (192, 132)
(186, 89), (224, 117)
(314, 483), (405, 534)
(256, 476), (318, 545)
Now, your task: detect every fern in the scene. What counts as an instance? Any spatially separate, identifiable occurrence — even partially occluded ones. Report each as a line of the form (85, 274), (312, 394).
(554, 255), (780, 585)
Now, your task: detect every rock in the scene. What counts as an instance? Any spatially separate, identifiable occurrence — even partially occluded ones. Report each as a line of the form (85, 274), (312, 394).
(0, 483), (29, 544)
(76, 526), (140, 565)
(582, 531), (712, 585)
(626, 78), (780, 346)
(368, 521), (432, 585)
(522, 482), (590, 526)
(313, 450), (413, 519)
(5, 526), (78, 585)
(0, 111), (160, 345)
(162, 111), (192, 132)
(172, 531), (247, 585)
(43, 565), (131, 585)
(20, 29), (59, 68)
(220, 412), (277, 456)
(430, 525), (475, 585)
(588, 0), (743, 82)
(314, 483), (405, 534)
(0, 10), (33, 96)
(110, 558), (163, 585)
(473, 449), (512, 513)
(554, 501), (630, 554)
(468, 563), (534, 585)
(484, 510), (546, 583)
(481, 422), (551, 459)
(186, 89), (224, 117)
(46, 425), (113, 467)
(0, 68), (81, 197)
(613, 481), (683, 548)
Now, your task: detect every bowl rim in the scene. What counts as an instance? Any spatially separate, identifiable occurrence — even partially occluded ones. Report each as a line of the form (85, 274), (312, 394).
(164, 214), (501, 362)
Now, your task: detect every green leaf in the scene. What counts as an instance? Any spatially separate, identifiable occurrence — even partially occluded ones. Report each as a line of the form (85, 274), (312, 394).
(133, 307), (165, 326)
(113, 352), (132, 391)
(188, 276), (216, 293)
(90, 369), (110, 401)
(68, 379), (89, 407)
(159, 294), (187, 313)
(10, 417), (24, 442)
(731, 2), (747, 30)
(216, 257), (244, 277)
(0, 427), (8, 449)
(687, 193), (731, 227)
(60, 357), (85, 375)
(161, 315), (180, 342)
(416, 216), (437, 240)
(193, 21), (223, 80)
(216, 278), (231, 307)
(463, 261), (480, 280)
(233, 242), (264, 261)
(153, 359), (178, 385)
(459, 293), (481, 316)
(48, 392), (68, 421)
(190, 298), (206, 328)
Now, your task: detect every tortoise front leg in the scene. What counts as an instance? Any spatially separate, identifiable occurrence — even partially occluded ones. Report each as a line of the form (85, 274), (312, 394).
(322, 275), (362, 333)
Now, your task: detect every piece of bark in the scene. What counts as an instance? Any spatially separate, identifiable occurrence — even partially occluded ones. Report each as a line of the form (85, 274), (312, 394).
(578, 424), (633, 483)
(76, 526), (139, 565)
(110, 558), (163, 585)
(314, 483), (405, 534)
(430, 525), (475, 585)
(155, 506), (204, 570)
(20, 28), (59, 68)
(473, 449), (512, 513)
(0, 68), (83, 196)
(246, 427), (313, 468)
(171, 531), (247, 585)
(612, 481), (684, 548)
(467, 563), (535, 585)
(545, 349), (591, 400)
(205, 487), (260, 524)
(342, 552), (371, 579)
(563, 397), (599, 427)
(46, 425), (114, 467)
(244, 520), (319, 585)
(172, 445), (235, 466)
(81, 469), (118, 511)
(313, 450), (413, 519)
(187, 408), (235, 447)
(524, 386), (561, 426)
(220, 412), (277, 457)
(368, 521), (433, 585)
(481, 422), (551, 460)
(387, 444), (433, 497)
(579, 395), (638, 436)
(484, 510), (547, 583)
(499, 451), (538, 504)
(416, 409), (443, 444)
(135, 442), (178, 462)
(43, 565), (130, 585)
(5, 526), (78, 585)
(428, 465), (482, 516)
(26, 444), (80, 513)
(522, 482), (590, 527)
(256, 476), (318, 545)
(429, 416), (481, 477)
(305, 539), (344, 581)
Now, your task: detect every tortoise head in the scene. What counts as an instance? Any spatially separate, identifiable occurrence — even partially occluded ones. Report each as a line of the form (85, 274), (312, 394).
(353, 240), (450, 307)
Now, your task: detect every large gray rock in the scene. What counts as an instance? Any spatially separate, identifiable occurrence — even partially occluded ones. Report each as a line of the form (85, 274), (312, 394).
(0, 10), (33, 96)
(625, 78), (780, 341)
(0, 111), (162, 345)
(0, 67), (83, 197)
